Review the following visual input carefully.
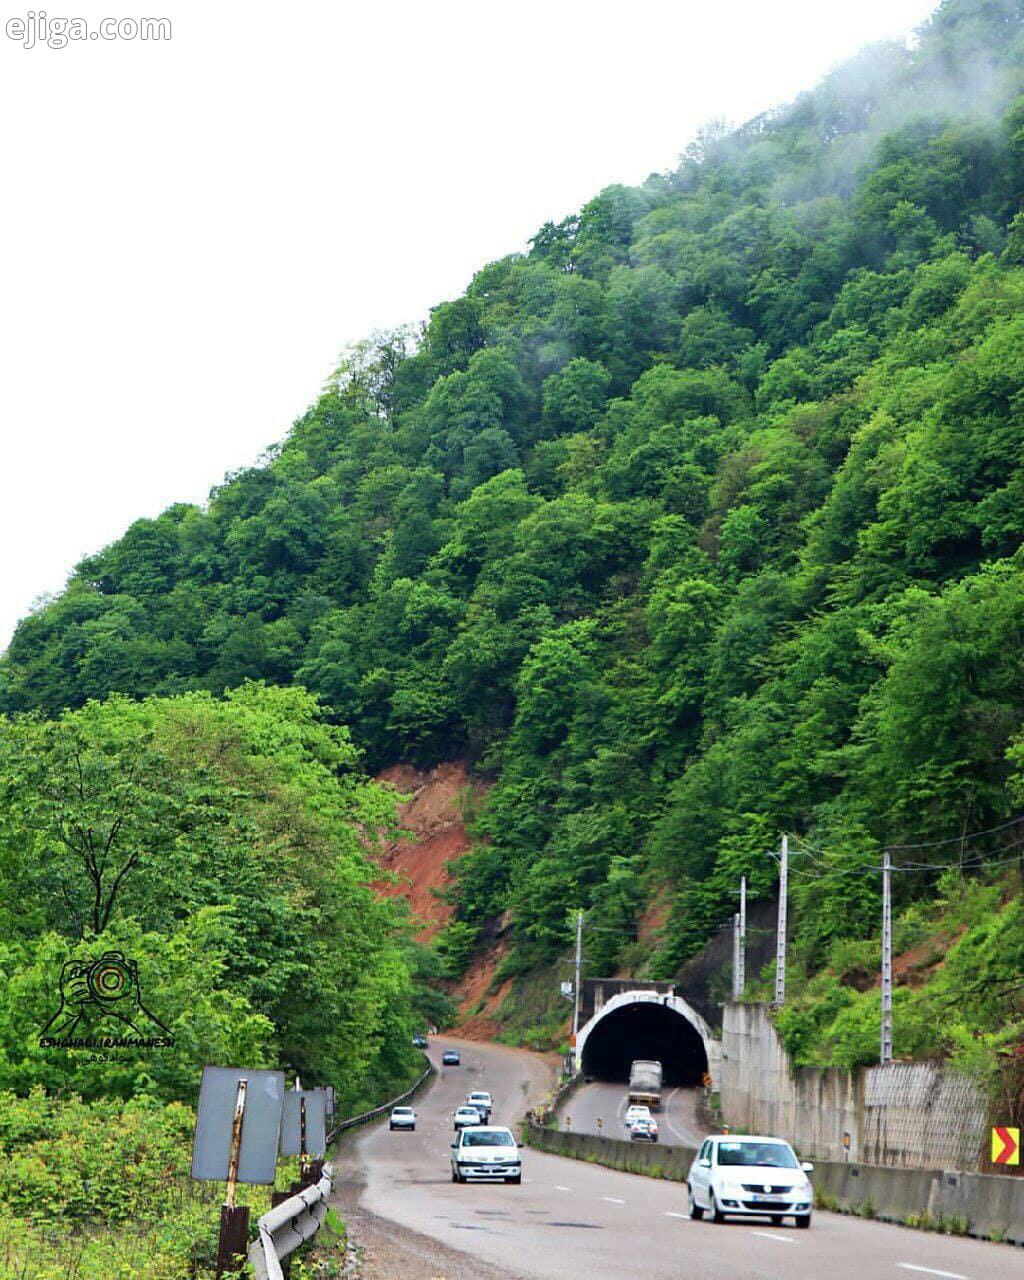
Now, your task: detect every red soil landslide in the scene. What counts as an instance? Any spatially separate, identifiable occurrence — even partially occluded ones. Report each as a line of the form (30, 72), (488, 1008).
(374, 761), (483, 942)
(456, 940), (513, 1039)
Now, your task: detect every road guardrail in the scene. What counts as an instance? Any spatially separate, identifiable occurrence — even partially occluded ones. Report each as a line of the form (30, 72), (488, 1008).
(249, 1163), (335, 1280)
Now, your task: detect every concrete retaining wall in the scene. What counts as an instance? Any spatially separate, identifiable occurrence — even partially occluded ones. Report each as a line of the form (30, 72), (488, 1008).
(523, 1122), (695, 1180)
(812, 1160), (1024, 1246)
(721, 1003), (988, 1170)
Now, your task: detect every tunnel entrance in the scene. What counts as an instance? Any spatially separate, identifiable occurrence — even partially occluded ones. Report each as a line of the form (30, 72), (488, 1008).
(580, 999), (709, 1086)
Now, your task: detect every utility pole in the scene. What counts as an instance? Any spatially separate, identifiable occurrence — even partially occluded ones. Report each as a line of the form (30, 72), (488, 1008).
(572, 909), (583, 1041)
(732, 912), (741, 1000)
(774, 836), (788, 1005)
(737, 874), (746, 997)
(881, 851), (893, 1065)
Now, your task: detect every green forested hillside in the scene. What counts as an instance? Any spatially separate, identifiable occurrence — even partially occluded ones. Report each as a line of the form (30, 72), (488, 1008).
(4, 0), (1024, 1072)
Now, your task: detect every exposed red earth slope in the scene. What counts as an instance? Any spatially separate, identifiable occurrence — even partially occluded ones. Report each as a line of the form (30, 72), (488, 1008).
(375, 761), (480, 940)
(374, 761), (509, 1039)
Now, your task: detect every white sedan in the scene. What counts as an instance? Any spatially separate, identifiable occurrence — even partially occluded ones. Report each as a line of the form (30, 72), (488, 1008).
(687, 1134), (814, 1227)
(389, 1105), (416, 1131)
(451, 1125), (522, 1183)
(453, 1105), (483, 1130)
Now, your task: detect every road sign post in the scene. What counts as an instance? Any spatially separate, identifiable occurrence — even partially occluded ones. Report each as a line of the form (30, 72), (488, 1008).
(281, 1087), (327, 1192)
(216, 1079), (249, 1276)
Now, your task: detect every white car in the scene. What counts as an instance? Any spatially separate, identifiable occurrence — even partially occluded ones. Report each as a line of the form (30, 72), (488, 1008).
(624, 1105), (658, 1139)
(624, 1104), (652, 1126)
(467, 1090), (493, 1121)
(389, 1105), (416, 1131)
(629, 1117), (659, 1143)
(453, 1105), (483, 1130)
(688, 1135), (814, 1227)
(451, 1125), (522, 1183)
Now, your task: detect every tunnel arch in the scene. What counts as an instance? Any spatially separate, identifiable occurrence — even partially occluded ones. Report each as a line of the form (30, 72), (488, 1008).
(576, 990), (713, 1086)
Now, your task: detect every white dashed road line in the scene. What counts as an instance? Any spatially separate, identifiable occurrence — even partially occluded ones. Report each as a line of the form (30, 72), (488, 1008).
(896, 1266), (969, 1279)
(602, 1196), (626, 1205)
(751, 1231), (797, 1243)
(554, 1185), (572, 1192)
(664, 1211), (690, 1220)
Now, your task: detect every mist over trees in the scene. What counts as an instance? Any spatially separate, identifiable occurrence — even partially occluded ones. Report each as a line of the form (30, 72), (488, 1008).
(3, 0), (1024, 1071)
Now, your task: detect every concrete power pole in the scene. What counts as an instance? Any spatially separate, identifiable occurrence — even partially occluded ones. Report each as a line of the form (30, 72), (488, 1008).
(572, 909), (583, 1041)
(732, 913), (741, 1000)
(738, 874), (746, 997)
(774, 836), (788, 1005)
(881, 851), (893, 1065)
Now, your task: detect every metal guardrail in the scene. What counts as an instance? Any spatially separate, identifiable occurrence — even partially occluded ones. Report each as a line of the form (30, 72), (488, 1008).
(326, 1057), (434, 1143)
(248, 1164), (334, 1280)
(248, 1056), (435, 1277)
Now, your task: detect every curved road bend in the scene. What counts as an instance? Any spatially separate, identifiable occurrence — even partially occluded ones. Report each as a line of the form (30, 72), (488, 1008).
(340, 1036), (1022, 1280)
(560, 1079), (709, 1148)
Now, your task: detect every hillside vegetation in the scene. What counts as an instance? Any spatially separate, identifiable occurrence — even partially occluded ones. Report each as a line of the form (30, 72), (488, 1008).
(2, 0), (1024, 1089)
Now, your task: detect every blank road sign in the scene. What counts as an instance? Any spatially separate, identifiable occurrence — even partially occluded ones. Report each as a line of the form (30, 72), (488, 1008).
(191, 1066), (285, 1184)
(280, 1089), (327, 1156)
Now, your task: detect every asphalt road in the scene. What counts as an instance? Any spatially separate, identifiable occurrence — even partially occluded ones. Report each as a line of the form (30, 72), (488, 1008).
(560, 1079), (709, 1148)
(347, 1036), (1023, 1280)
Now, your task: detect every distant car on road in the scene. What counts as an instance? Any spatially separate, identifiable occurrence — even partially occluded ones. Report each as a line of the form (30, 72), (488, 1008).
(451, 1125), (522, 1183)
(442, 1049), (461, 1066)
(453, 1105), (482, 1130)
(687, 1135), (814, 1228)
(389, 1105), (416, 1131)
(412, 1034), (428, 1049)
(629, 1116), (659, 1142)
(467, 1090), (493, 1121)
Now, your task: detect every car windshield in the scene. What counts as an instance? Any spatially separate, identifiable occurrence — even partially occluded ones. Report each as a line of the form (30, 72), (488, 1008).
(393, 1108), (413, 1116)
(457, 1108), (478, 1116)
(716, 1141), (799, 1168)
(462, 1130), (515, 1147)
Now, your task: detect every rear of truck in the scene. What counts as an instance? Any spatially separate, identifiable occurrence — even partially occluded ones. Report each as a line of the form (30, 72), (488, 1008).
(627, 1059), (663, 1111)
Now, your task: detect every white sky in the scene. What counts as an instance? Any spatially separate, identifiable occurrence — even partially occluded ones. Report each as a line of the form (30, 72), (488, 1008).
(0, 0), (939, 650)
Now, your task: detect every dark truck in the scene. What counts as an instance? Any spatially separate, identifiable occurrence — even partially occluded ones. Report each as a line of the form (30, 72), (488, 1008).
(627, 1059), (663, 1111)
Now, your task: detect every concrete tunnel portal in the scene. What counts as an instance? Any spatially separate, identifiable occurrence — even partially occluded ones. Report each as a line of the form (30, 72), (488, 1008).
(577, 990), (712, 1087)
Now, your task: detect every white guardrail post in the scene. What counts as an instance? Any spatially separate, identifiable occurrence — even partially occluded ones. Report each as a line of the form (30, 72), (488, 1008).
(249, 1058), (435, 1277)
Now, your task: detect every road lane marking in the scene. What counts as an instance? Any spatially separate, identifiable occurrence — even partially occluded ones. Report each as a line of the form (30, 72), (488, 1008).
(555, 1185), (572, 1192)
(896, 1267), (969, 1279)
(665, 1211), (690, 1220)
(602, 1196), (626, 1204)
(752, 1231), (796, 1243)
